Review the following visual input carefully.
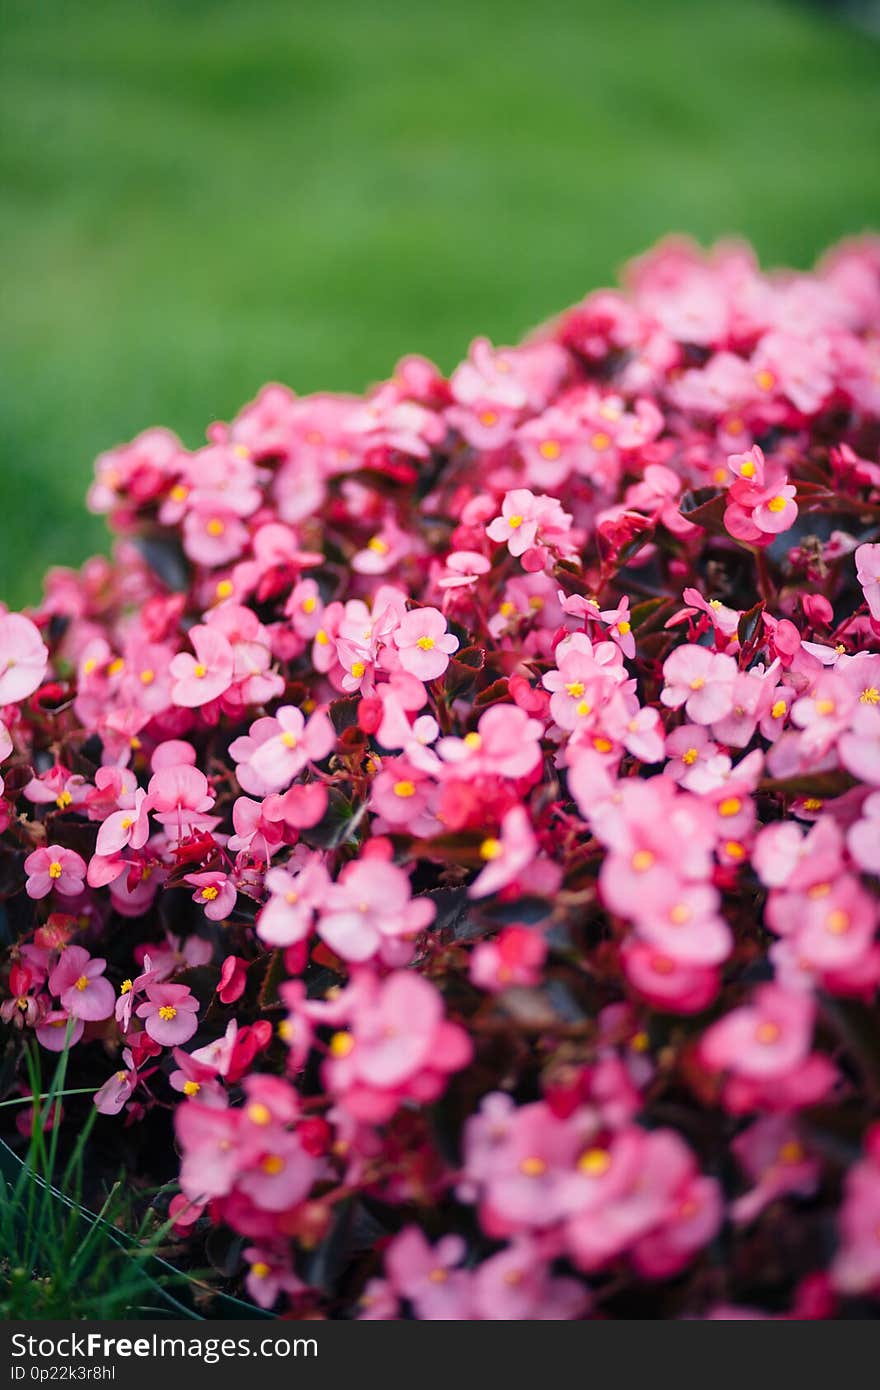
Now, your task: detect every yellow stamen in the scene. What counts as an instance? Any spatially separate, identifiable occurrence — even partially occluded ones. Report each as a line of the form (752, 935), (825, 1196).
(771, 699), (787, 719)
(74, 975), (89, 992)
(205, 518), (225, 537)
(201, 885), (219, 901)
(778, 1141), (804, 1165)
(755, 1021), (780, 1045)
(183, 1080), (201, 1097)
(280, 731), (298, 749)
(247, 1102), (272, 1126)
(861, 687), (880, 704)
(507, 514), (524, 529)
(682, 747), (699, 766)
(826, 909), (851, 936)
(193, 664), (208, 679)
(56, 790), (73, 810)
(766, 496), (787, 513)
(578, 1147), (611, 1177)
(350, 662), (366, 680)
(538, 439), (561, 460)
(393, 780), (416, 798)
(301, 595), (317, 614)
(416, 635), (435, 651)
(631, 849), (655, 873)
(519, 1156), (547, 1178)
(718, 797), (742, 818)
(158, 1005), (177, 1022)
(251, 1261), (271, 1279)
(329, 1031), (354, 1058)
(480, 837), (502, 861)
(260, 1154), (285, 1175)
(48, 861), (63, 880)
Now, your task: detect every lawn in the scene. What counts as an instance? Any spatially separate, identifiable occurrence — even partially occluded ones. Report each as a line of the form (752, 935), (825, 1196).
(1, 0), (879, 608)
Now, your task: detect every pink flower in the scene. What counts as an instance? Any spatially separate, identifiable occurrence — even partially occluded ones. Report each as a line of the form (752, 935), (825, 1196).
(24, 845), (87, 900)
(385, 1228), (472, 1320)
(472, 1239), (587, 1320)
(831, 1129), (880, 1294)
(94, 1049), (138, 1115)
(468, 806), (537, 900)
(855, 543), (880, 621)
(257, 854), (330, 948)
(470, 926), (547, 992)
(317, 860), (436, 963)
(486, 488), (543, 556)
(660, 645), (738, 724)
(185, 871), (238, 921)
(48, 945), (115, 1021)
(236, 704), (335, 794)
(217, 955), (248, 1004)
(169, 625), (235, 707)
(176, 1102), (240, 1199)
(95, 788), (151, 856)
(136, 982), (200, 1045)
(393, 607), (459, 682)
(320, 971), (471, 1122)
(0, 612), (48, 705)
(147, 764), (216, 838)
(700, 984), (813, 1080)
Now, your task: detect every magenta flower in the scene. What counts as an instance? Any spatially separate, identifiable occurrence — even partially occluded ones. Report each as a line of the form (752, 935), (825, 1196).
(24, 845), (87, 900)
(48, 945), (115, 1021)
(136, 982), (199, 1045)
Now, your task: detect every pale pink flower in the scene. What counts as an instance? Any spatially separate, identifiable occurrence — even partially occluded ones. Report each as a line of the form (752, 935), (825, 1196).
(169, 625), (235, 707)
(0, 612), (48, 706)
(237, 704), (335, 794)
(393, 607), (459, 682)
(136, 982), (200, 1045)
(660, 645), (737, 725)
(317, 860), (435, 962)
(855, 542), (880, 621)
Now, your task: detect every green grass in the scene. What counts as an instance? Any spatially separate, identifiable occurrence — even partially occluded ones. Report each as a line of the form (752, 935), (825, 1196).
(1, 0), (879, 607)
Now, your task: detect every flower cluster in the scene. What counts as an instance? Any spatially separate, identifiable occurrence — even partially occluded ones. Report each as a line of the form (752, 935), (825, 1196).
(2, 234), (880, 1318)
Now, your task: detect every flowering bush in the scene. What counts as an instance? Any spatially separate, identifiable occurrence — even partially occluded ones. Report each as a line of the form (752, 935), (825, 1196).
(3, 234), (880, 1319)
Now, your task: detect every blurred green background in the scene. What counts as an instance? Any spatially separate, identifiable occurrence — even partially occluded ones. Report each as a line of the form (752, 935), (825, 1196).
(1, 0), (879, 607)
